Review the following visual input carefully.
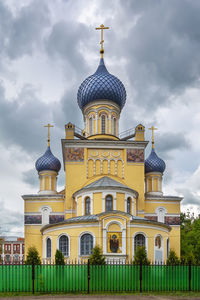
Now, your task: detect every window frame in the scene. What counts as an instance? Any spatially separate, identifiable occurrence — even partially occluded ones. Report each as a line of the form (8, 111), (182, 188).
(46, 237), (51, 258)
(85, 197), (91, 215)
(58, 235), (69, 257)
(80, 233), (94, 256)
(105, 195), (113, 212)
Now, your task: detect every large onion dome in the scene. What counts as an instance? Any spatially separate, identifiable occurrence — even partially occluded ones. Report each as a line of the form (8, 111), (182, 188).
(77, 58), (126, 110)
(35, 146), (61, 173)
(145, 148), (166, 174)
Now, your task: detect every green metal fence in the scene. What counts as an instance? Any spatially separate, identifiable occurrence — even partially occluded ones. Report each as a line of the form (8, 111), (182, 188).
(0, 263), (200, 294)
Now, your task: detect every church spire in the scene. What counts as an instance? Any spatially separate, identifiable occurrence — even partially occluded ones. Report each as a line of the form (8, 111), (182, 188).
(95, 24), (109, 58)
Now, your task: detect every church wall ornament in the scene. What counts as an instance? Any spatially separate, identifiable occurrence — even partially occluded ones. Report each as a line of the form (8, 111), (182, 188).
(65, 148), (84, 162)
(24, 215), (42, 225)
(127, 149), (144, 163)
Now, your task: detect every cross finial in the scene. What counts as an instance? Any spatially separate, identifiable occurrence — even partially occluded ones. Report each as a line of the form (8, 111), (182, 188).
(44, 123), (54, 147)
(149, 126), (158, 149)
(95, 24), (109, 58)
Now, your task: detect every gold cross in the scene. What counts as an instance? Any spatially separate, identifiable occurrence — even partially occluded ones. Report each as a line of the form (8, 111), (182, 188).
(95, 24), (109, 58)
(44, 123), (54, 147)
(149, 126), (158, 149)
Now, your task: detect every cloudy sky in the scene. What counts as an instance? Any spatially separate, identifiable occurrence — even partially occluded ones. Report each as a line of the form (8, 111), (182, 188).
(0, 0), (200, 236)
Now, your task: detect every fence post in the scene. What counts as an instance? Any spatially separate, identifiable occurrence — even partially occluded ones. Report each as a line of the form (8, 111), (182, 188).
(87, 259), (90, 294)
(32, 263), (35, 294)
(189, 262), (191, 292)
(140, 262), (142, 293)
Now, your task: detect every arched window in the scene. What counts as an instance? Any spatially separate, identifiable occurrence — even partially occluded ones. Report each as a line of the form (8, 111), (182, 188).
(113, 118), (116, 136)
(157, 207), (166, 223)
(127, 197), (131, 214)
(46, 238), (51, 258)
(59, 235), (69, 257)
(134, 234), (145, 251)
(89, 117), (93, 135)
(80, 234), (93, 255)
(154, 235), (163, 264)
(101, 115), (106, 134)
(106, 195), (113, 212)
(85, 197), (91, 215)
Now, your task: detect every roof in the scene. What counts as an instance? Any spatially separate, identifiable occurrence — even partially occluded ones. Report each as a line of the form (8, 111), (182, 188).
(74, 176), (138, 197)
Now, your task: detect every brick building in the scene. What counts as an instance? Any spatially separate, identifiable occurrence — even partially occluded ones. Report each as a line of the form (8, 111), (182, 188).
(0, 237), (24, 263)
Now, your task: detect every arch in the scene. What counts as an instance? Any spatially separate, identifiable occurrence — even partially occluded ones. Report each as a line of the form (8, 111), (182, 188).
(156, 207), (167, 223)
(154, 234), (163, 263)
(105, 194), (113, 212)
(88, 159), (94, 178)
(39, 206), (52, 226)
(95, 159), (101, 175)
(58, 234), (69, 257)
(101, 115), (106, 134)
(110, 159), (115, 176)
(46, 237), (51, 258)
(127, 197), (131, 214)
(117, 160), (123, 178)
(102, 159), (108, 174)
(85, 197), (91, 215)
(133, 232), (148, 259)
(89, 117), (93, 135)
(80, 233), (94, 256)
(113, 117), (117, 136)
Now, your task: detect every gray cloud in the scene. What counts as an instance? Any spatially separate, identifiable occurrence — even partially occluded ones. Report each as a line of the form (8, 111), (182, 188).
(176, 188), (200, 206)
(0, 201), (24, 236)
(157, 132), (190, 155)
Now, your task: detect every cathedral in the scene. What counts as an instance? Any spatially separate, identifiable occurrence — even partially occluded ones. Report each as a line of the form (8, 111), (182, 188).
(23, 25), (182, 263)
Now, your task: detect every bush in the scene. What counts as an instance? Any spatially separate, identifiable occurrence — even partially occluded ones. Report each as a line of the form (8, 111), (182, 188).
(166, 249), (180, 265)
(26, 246), (41, 265)
(55, 249), (65, 265)
(89, 245), (105, 265)
(133, 246), (150, 265)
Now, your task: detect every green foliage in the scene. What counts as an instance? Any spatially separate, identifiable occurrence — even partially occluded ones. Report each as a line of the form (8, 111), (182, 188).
(89, 245), (105, 265)
(133, 246), (150, 265)
(25, 246), (41, 265)
(55, 249), (65, 265)
(181, 211), (200, 265)
(166, 249), (180, 265)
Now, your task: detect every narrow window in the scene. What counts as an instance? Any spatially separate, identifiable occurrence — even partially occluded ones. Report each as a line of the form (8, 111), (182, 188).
(46, 238), (51, 258)
(85, 197), (91, 215)
(134, 234), (145, 251)
(89, 117), (93, 135)
(59, 235), (69, 257)
(158, 208), (165, 223)
(127, 197), (131, 214)
(106, 195), (113, 212)
(101, 115), (106, 134)
(113, 118), (116, 136)
(80, 234), (93, 255)
(167, 238), (169, 258)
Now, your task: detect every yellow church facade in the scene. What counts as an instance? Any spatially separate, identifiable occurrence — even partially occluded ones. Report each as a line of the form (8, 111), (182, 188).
(23, 26), (182, 263)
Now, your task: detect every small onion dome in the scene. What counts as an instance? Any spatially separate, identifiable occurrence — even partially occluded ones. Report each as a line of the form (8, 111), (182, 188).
(77, 58), (126, 110)
(145, 148), (166, 174)
(35, 146), (61, 173)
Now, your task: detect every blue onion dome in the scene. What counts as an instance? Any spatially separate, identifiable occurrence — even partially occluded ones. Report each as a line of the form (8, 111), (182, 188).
(77, 58), (126, 110)
(145, 148), (166, 174)
(35, 146), (61, 173)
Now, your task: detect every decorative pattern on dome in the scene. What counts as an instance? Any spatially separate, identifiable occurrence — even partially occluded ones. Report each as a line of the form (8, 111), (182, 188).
(145, 149), (166, 174)
(35, 147), (61, 173)
(77, 58), (126, 110)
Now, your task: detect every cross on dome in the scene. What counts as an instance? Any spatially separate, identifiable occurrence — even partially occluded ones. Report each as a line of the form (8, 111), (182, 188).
(149, 126), (158, 149)
(95, 24), (109, 58)
(44, 123), (54, 147)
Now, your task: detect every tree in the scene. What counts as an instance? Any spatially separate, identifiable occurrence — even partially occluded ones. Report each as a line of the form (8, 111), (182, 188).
(55, 249), (65, 265)
(26, 246), (41, 265)
(181, 211), (200, 264)
(166, 249), (180, 265)
(89, 245), (105, 265)
(133, 246), (150, 265)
